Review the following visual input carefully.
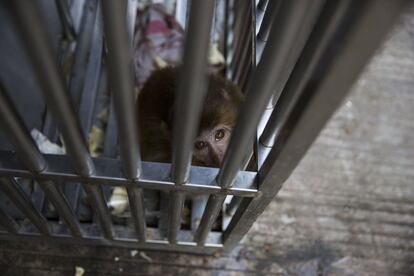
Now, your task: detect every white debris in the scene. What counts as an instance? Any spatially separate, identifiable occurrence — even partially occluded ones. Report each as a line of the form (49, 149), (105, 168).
(139, 252), (152, 262)
(31, 128), (65, 154)
(130, 250), (138, 257)
(114, 256), (120, 262)
(108, 187), (129, 216)
(280, 214), (296, 224)
(74, 266), (85, 276)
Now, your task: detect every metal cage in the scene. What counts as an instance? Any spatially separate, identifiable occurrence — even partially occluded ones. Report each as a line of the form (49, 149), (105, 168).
(0, 0), (406, 254)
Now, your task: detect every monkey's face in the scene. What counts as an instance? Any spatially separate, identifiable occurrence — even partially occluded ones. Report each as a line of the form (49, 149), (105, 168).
(192, 124), (232, 168)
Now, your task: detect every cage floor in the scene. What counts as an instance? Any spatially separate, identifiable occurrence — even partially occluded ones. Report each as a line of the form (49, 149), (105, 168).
(0, 5), (413, 276)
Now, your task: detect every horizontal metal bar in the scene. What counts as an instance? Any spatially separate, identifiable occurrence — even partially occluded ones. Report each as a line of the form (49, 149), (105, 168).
(0, 207), (18, 234)
(0, 152), (258, 197)
(0, 177), (50, 235)
(223, 0), (407, 251)
(0, 222), (223, 254)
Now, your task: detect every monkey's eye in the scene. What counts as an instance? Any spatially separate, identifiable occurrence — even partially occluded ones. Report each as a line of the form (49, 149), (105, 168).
(215, 129), (225, 141)
(195, 141), (207, 150)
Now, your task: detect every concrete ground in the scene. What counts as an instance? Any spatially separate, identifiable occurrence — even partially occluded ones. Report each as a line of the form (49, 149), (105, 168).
(0, 4), (413, 276)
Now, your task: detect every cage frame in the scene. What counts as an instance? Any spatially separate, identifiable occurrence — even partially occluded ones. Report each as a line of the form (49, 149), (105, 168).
(0, 0), (407, 254)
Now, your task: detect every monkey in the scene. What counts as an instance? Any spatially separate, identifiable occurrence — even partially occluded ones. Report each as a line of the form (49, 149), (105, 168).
(138, 66), (244, 167)
(137, 66), (243, 233)
(108, 67), (243, 218)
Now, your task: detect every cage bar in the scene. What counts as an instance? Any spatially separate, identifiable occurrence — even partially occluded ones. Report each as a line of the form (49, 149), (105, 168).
(255, 0), (269, 33)
(255, 0), (279, 61)
(0, 177), (50, 235)
(168, 0), (215, 243)
(260, 1), (348, 147)
(101, 0), (146, 241)
(0, 83), (82, 237)
(0, 207), (18, 234)
(0, 152), (257, 197)
(9, 0), (114, 239)
(195, 0), (324, 245)
(0, 83), (46, 173)
(229, 1), (252, 81)
(0, 0), (406, 254)
(55, 0), (76, 41)
(223, 0), (406, 250)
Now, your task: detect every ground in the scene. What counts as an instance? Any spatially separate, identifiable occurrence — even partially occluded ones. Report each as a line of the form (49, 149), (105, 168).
(0, 5), (413, 276)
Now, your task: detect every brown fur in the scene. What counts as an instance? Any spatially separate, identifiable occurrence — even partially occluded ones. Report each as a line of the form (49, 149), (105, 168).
(137, 67), (243, 163)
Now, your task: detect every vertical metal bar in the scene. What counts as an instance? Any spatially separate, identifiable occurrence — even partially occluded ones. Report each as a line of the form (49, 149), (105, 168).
(259, 0), (343, 147)
(220, 0), (324, 189)
(256, 0), (279, 42)
(101, 0), (146, 241)
(0, 177), (50, 235)
(233, 4), (255, 87)
(56, 0), (76, 41)
(68, 0), (99, 131)
(191, 195), (209, 231)
(77, 4), (103, 139)
(223, 0), (407, 251)
(175, 0), (188, 29)
(0, 82), (83, 237)
(126, 0), (138, 43)
(9, 0), (113, 239)
(0, 207), (18, 234)
(255, 0), (279, 62)
(195, 0), (323, 245)
(255, 0), (268, 33)
(232, 11), (253, 84)
(0, 83), (46, 173)
(194, 194), (225, 244)
(229, 1), (251, 80)
(224, 0), (234, 79)
(101, 0), (140, 180)
(225, 196), (242, 215)
(9, 0), (94, 177)
(168, 0), (215, 243)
